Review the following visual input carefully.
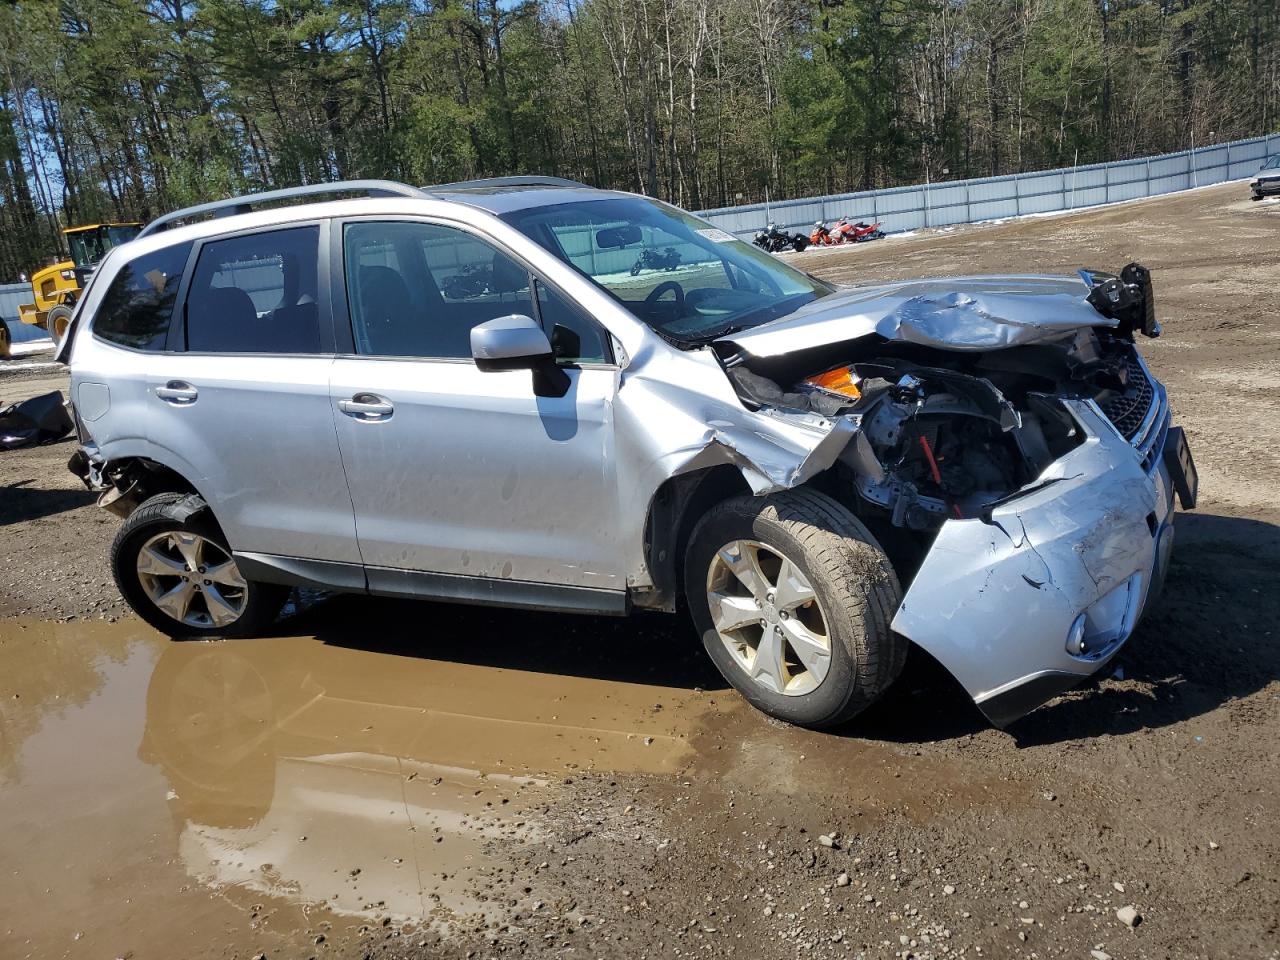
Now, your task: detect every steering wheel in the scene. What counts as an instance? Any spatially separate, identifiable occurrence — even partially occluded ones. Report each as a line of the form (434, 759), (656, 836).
(645, 280), (686, 311)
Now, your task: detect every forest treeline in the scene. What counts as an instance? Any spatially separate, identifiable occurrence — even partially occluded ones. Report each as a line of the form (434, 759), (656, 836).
(1, 0), (1278, 279)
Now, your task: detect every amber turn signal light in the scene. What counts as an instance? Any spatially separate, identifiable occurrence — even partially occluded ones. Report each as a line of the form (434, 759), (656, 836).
(804, 366), (861, 400)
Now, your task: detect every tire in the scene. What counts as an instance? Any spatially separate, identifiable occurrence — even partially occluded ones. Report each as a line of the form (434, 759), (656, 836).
(684, 488), (905, 728)
(111, 492), (289, 639)
(46, 304), (73, 346)
(1252, 192), (1263, 202)
(0, 319), (10, 360)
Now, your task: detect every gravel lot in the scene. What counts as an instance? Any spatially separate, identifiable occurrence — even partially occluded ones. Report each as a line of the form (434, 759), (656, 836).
(1, 180), (1276, 960)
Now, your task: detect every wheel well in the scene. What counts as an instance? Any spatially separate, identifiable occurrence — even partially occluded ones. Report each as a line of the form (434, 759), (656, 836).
(99, 457), (199, 517)
(639, 465), (751, 611)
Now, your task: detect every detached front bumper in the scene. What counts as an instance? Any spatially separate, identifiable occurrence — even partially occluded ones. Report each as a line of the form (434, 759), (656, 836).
(891, 398), (1195, 728)
(1252, 177), (1280, 197)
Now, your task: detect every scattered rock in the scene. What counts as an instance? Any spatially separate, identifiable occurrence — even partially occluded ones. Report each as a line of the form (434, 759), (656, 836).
(1091, 951), (1113, 960)
(818, 834), (838, 848)
(1112, 882), (1125, 893)
(835, 873), (850, 887)
(1042, 791), (1056, 801)
(1116, 905), (1141, 928)
(1209, 841), (1220, 850)
(943, 884), (956, 896)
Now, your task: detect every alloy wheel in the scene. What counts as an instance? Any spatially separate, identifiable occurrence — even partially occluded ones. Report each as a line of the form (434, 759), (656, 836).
(136, 531), (248, 628)
(705, 539), (832, 696)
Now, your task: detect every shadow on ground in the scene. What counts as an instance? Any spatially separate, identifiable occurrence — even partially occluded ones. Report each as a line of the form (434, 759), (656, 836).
(851, 511), (1280, 746)
(0, 478), (95, 526)
(287, 592), (729, 693)
(261, 512), (1278, 746)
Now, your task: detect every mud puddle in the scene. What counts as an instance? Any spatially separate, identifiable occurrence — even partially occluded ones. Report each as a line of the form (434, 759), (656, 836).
(0, 605), (720, 957)
(0, 599), (999, 958)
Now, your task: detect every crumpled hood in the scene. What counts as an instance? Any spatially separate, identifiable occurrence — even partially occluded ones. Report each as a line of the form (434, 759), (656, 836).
(718, 274), (1117, 358)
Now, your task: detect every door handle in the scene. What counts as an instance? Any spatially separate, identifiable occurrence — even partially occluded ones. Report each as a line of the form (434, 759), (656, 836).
(156, 381), (198, 405)
(338, 393), (394, 421)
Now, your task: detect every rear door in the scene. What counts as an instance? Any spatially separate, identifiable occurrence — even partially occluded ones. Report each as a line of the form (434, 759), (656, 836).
(328, 217), (623, 604)
(147, 223), (361, 564)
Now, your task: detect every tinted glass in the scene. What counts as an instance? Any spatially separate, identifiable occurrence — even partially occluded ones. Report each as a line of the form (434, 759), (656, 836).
(344, 221), (535, 359)
(186, 226), (321, 353)
(501, 197), (831, 344)
(93, 241), (192, 350)
(535, 280), (610, 364)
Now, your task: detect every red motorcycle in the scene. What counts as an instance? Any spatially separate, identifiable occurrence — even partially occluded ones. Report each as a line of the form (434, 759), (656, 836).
(833, 218), (886, 243)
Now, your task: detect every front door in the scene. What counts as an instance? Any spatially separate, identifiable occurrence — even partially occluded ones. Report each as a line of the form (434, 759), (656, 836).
(329, 218), (623, 603)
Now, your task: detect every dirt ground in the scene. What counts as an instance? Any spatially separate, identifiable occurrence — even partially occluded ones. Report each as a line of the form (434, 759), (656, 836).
(1, 180), (1277, 960)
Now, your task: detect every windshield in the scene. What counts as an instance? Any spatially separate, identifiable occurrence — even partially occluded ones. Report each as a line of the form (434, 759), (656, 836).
(67, 231), (106, 267)
(500, 197), (832, 343)
(66, 226), (139, 267)
(1261, 155), (1280, 170)
(107, 225), (141, 247)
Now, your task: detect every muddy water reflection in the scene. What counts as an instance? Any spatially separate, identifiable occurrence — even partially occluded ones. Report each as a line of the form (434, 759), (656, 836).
(0, 602), (719, 955)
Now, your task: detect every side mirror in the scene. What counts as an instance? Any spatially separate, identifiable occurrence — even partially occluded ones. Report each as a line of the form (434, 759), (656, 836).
(471, 314), (553, 371)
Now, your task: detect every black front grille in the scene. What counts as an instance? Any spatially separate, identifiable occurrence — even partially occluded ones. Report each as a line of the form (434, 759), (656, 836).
(1098, 353), (1155, 440)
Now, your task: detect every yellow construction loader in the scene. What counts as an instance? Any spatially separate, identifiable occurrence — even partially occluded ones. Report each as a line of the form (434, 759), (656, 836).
(18, 222), (142, 346)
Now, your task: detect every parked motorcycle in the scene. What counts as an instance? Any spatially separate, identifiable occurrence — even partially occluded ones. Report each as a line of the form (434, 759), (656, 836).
(443, 264), (494, 299)
(753, 222), (809, 253)
(833, 218), (886, 243)
(630, 247), (683, 275)
(810, 221), (836, 246)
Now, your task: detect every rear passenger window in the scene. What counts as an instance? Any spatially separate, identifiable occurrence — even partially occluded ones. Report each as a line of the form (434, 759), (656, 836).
(185, 226), (321, 354)
(94, 242), (192, 351)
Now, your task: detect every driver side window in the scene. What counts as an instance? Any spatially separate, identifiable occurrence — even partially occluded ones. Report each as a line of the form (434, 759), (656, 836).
(343, 220), (534, 359)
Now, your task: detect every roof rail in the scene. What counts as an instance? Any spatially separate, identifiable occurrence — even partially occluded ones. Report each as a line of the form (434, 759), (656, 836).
(423, 175), (590, 193)
(137, 179), (429, 238)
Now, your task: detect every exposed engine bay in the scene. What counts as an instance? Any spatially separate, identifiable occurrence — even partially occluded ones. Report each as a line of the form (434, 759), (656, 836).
(718, 264), (1163, 536)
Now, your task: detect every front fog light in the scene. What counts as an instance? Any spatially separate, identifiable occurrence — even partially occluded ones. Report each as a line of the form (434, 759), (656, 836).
(1065, 614), (1088, 656)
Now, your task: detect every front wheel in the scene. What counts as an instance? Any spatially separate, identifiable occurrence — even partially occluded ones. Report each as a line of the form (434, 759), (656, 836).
(684, 488), (905, 728)
(111, 493), (289, 639)
(46, 304), (74, 347)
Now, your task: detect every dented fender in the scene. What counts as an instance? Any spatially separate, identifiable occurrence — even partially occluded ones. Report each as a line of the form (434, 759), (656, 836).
(613, 343), (858, 591)
(891, 400), (1176, 727)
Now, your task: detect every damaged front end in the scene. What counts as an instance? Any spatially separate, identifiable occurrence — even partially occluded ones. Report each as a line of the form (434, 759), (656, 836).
(713, 264), (1197, 726)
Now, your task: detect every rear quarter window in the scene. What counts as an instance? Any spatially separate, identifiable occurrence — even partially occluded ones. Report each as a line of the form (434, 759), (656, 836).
(93, 242), (193, 351)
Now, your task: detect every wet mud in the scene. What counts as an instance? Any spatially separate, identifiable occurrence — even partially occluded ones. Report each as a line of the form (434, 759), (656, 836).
(0, 606), (723, 957)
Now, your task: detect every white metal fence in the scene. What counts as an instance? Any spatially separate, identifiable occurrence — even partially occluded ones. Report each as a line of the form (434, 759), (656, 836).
(694, 133), (1280, 238)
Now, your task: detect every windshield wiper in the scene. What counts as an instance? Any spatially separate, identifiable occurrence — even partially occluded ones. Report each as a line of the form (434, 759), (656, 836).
(684, 294), (817, 344)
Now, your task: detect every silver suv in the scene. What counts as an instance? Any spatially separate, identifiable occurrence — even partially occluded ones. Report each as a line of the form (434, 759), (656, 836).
(61, 178), (1197, 729)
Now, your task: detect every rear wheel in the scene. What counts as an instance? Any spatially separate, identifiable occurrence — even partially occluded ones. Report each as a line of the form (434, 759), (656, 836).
(684, 488), (905, 728)
(0, 319), (10, 359)
(111, 493), (288, 639)
(46, 304), (73, 346)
